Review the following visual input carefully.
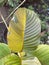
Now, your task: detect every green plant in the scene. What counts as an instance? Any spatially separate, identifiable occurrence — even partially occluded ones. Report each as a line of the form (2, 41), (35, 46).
(33, 44), (49, 65)
(7, 8), (49, 65)
(0, 0), (20, 7)
(7, 8), (41, 55)
(0, 43), (21, 65)
(0, 53), (21, 65)
(0, 0), (7, 6)
(0, 7), (41, 65)
(8, 0), (20, 8)
(0, 43), (11, 59)
(0, 0), (49, 65)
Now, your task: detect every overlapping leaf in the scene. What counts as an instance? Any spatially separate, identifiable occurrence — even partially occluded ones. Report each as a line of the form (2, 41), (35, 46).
(0, 43), (11, 59)
(33, 44), (49, 65)
(23, 8), (41, 59)
(7, 8), (26, 53)
(0, 53), (21, 65)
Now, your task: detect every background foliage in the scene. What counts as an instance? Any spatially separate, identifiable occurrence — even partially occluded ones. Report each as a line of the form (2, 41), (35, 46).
(0, 0), (49, 65)
(0, 0), (49, 43)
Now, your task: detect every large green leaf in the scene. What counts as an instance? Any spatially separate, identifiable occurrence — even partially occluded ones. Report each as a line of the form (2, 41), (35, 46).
(23, 8), (41, 58)
(0, 53), (21, 65)
(33, 44), (49, 65)
(7, 8), (41, 58)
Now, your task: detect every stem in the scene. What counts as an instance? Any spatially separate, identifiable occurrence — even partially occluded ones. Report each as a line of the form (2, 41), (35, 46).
(18, 52), (21, 57)
(0, 12), (8, 30)
(0, 0), (26, 30)
(6, 0), (26, 21)
(0, 0), (26, 23)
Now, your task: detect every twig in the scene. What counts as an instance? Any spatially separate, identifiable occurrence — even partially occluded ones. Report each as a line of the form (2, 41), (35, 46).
(0, 0), (26, 23)
(6, 0), (26, 21)
(0, 12), (8, 30)
(0, 0), (26, 31)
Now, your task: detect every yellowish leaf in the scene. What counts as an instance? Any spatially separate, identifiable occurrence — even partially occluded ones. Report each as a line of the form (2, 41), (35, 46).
(7, 8), (26, 53)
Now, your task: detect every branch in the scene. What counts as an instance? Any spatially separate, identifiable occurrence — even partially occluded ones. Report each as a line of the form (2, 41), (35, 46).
(0, 0), (26, 23)
(0, 0), (26, 30)
(0, 12), (8, 30)
(6, 0), (26, 21)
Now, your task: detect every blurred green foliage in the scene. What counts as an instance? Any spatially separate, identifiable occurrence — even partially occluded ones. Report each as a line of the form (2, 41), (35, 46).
(8, 0), (20, 8)
(0, 0), (20, 7)
(0, 0), (49, 43)
(0, 0), (7, 6)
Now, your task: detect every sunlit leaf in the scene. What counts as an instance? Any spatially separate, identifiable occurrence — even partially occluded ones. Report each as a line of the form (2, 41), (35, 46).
(7, 8), (41, 56)
(7, 8), (26, 53)
(22, 57), (41, 65)
(0, 43), (11, 59)
(23, 8), (41, 58)
(0, 53), (21, 65)
(33, 44), (49, 65)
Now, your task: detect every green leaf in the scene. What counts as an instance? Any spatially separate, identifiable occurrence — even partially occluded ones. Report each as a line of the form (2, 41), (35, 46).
(7, 8), (41, 59)
(22, 57), (41, 65)
(0, 59), (3, 65)
(0, 43), (11, 59)
(0, 53), (21, 65)
(23, 8), (41, 56)
(33, 44), (49, 65)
